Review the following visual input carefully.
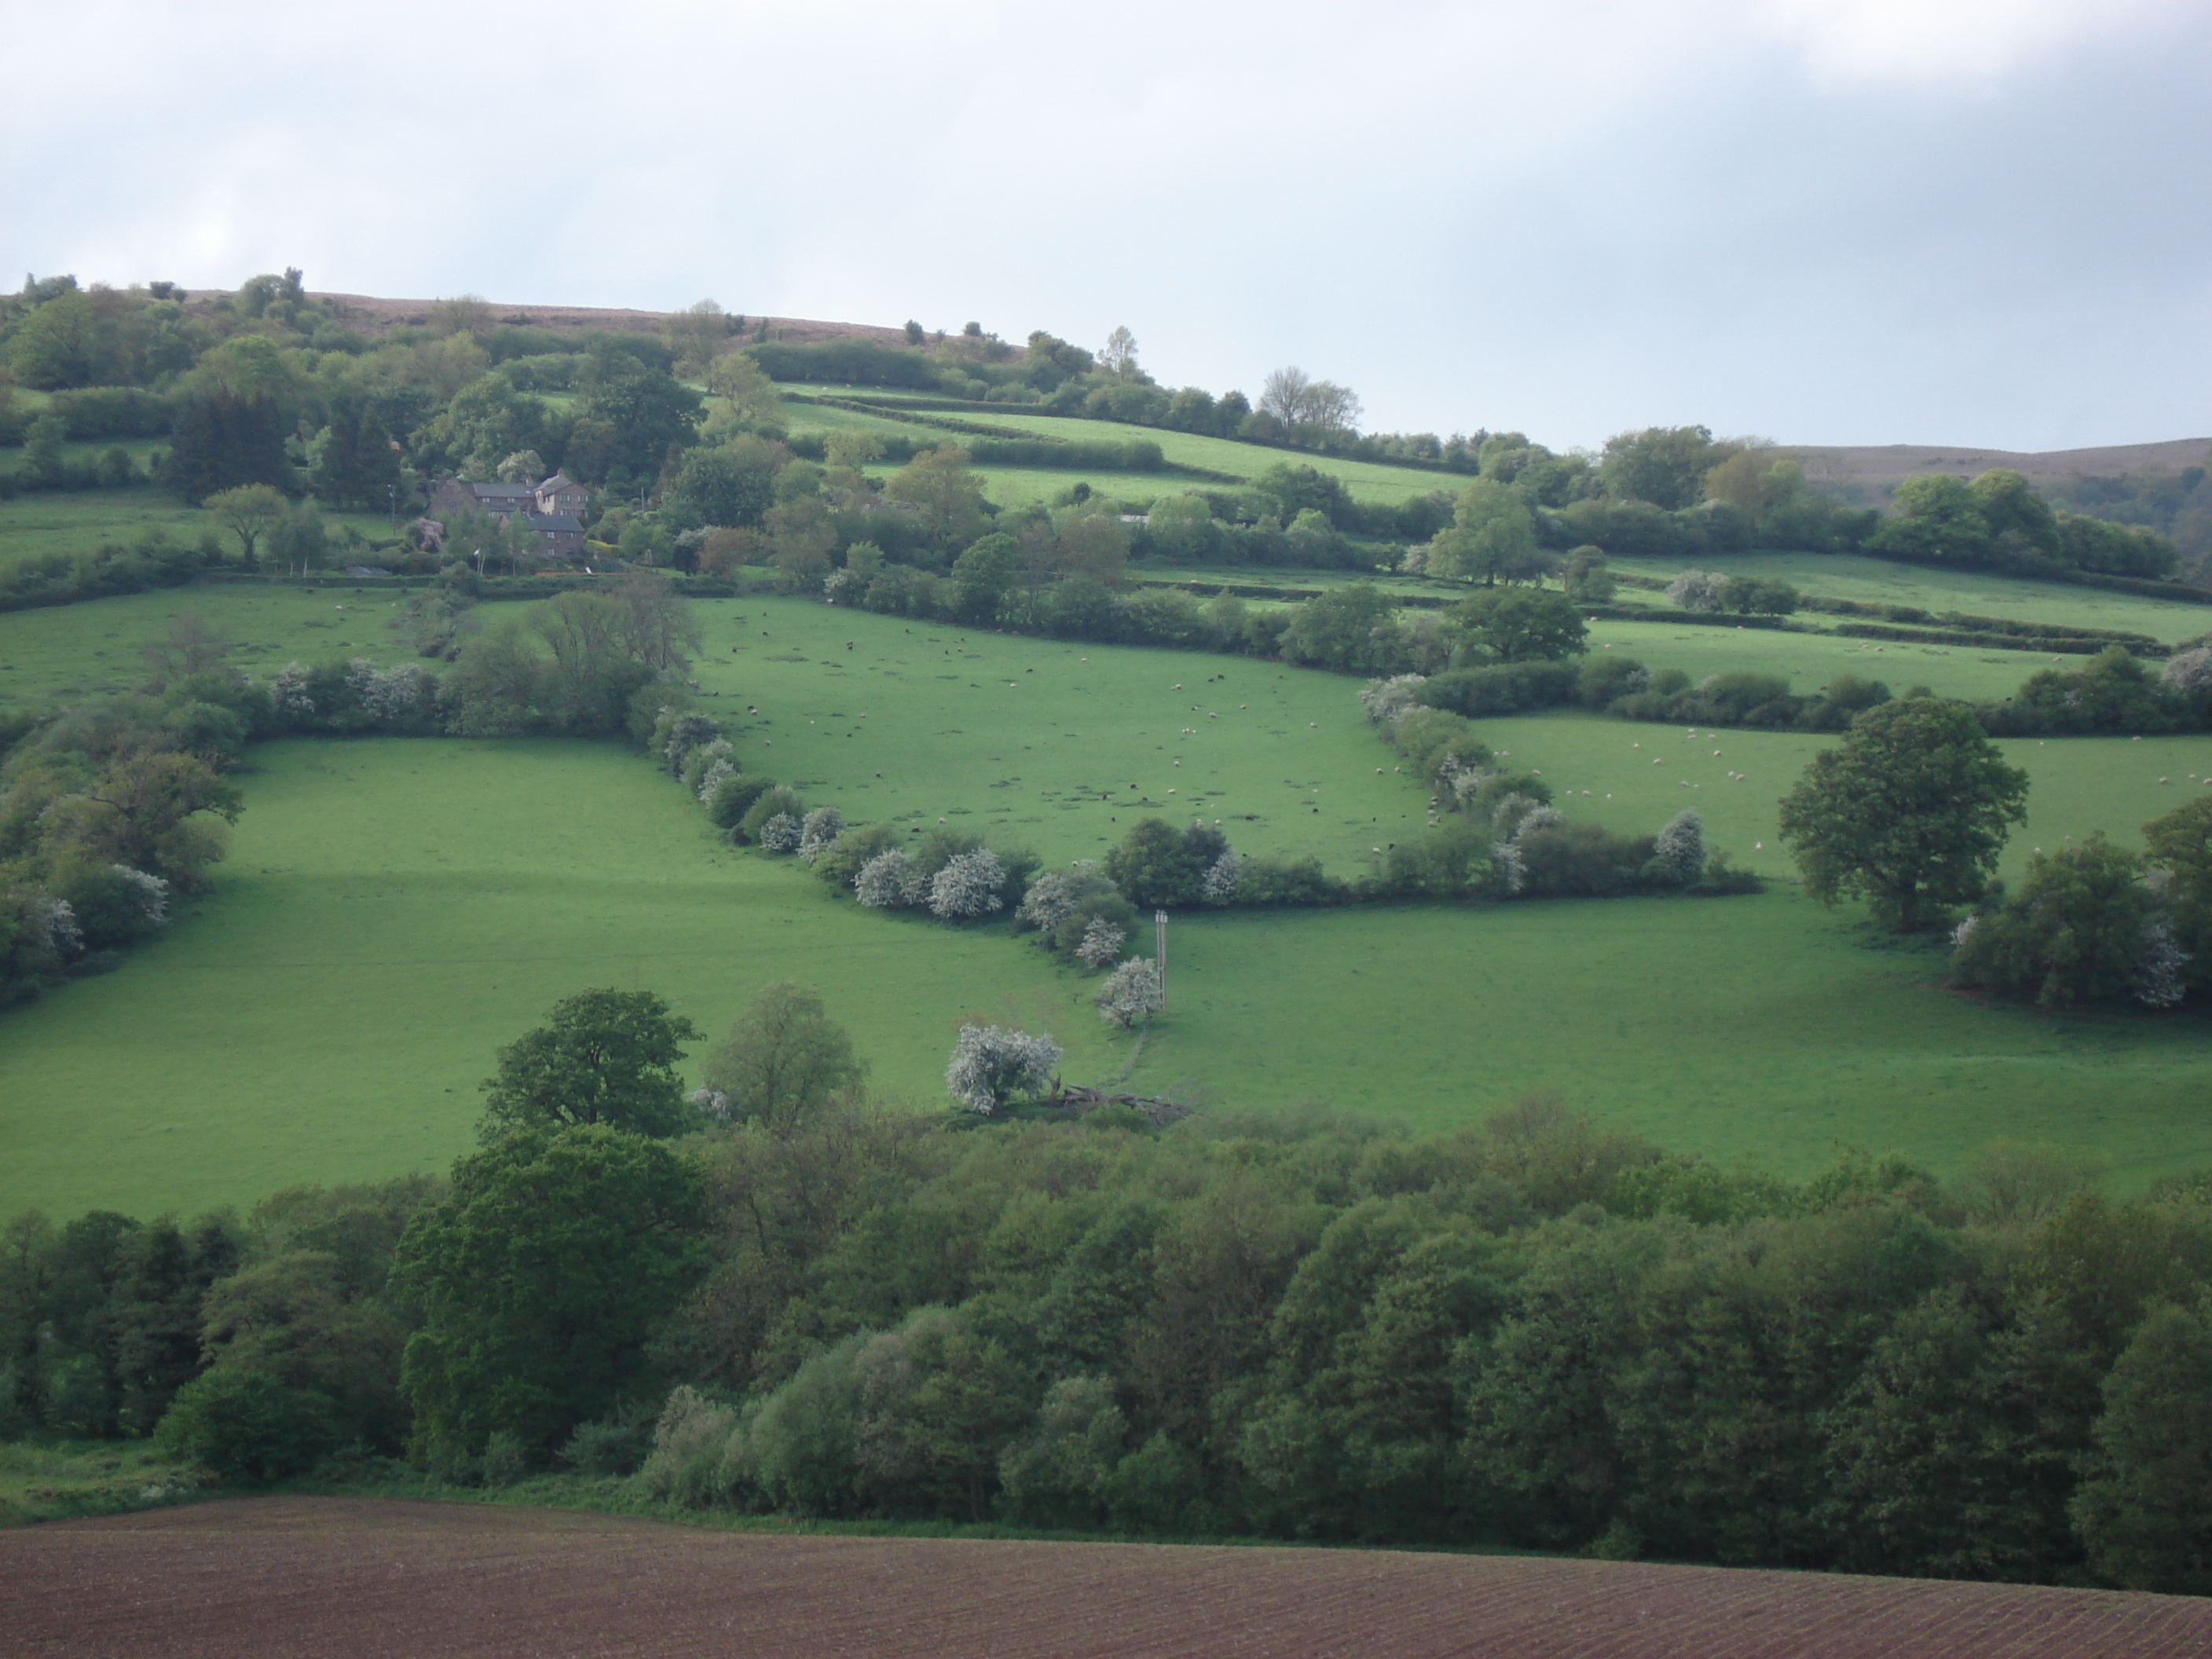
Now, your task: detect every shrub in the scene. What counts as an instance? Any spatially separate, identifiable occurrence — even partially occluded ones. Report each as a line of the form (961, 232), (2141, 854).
(1650, 810), (1707, 883)
(929, 848), (1006, 919)
(1667, 569), (1726, 613)
(558, 1412), (653, 1477)
(635, 1385), (738, 1507)
(946, 1023), (1062, 1115)
(814, 822), (902, 890)
(1578, 654), (1649, 707)
(705, 772), (775, 830)
(1950, 835), (2185, 1008)
(1096, 957), (1165, 1027)
(1516, 822), (1654, 897)
(1105, 818), (1229, 909)
(1417, 661), (1577, 719)
(1075, 917), (1128, 969)
(153, 1367), (337, 1483)
(758, 812), (803, 854)
(854, 848), (925, 909)
(797, 807), (844, 863)
(738, 785), (804, 845)
(481, 1429), (528, 1488)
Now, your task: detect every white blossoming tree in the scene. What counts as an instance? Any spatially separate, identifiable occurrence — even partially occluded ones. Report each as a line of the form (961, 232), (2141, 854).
(797, 807), (844, 863)
(1095, 957), (1164, 1027)
(269, 662), (314, 722)
(758, 812), (804, 853)
(1357, 674), (1428, 727)
(854, 848), (923, 908)
(946, 1023), (1063, 1115)
(1202, 851), (1243, 904)
(1075, 916), (1127, 969)
(1666, 569), (1727, 613)
(1652, 809), (1708, 882)
(928, 848), (1005, 919)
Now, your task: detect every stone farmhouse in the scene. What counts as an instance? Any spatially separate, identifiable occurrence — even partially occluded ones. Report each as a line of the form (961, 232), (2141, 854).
(427, 471), (590, 559)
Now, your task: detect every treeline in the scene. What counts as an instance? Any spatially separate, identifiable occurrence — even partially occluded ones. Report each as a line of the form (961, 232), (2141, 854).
(12, 1010), (2212, 1596)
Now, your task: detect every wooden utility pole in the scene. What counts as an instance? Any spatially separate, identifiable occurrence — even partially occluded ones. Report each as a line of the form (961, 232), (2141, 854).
(1155, 909), (1168, 1013)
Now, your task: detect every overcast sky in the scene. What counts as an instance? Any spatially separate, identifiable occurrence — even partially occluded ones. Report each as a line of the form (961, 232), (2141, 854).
(3, 0), (2207, 452)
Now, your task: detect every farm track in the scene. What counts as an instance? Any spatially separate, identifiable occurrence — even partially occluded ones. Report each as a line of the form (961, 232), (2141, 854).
(5, 1497), (2208, 1657)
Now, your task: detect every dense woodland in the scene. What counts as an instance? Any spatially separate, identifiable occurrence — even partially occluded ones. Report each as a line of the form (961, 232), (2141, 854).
(6, 1015), (2212, 1595)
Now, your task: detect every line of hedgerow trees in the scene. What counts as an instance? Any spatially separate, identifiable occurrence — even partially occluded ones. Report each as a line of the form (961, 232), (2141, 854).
(7, 980), (2212, 1595)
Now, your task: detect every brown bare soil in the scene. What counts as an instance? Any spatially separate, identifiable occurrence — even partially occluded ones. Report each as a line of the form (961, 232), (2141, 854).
(5, 1496), (2209, 1657)
(1782, 438), (2212, 492)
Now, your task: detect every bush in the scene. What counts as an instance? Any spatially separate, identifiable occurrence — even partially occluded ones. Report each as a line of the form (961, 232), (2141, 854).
(153, 1367), (337, 1483)
(1096, 956), (1164, 1027)
(705, 772), (775, 830)
(1517, 822), (1654, 897)
(1417, 661), (1577, 719)
(481, 1429), (528, 1488)
(946, 1023), (1063, 1115)
(1950, 835), (2184, 1008)
(558, 1413), (653, 1476)
(928, 848), (1006, 919)
(814, 822), (903, 891)
(737, 785), (804, 845)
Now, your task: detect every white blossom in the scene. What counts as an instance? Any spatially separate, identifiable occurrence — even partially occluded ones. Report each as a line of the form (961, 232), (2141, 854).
(1202, 851), (1243, 903)
(695, 758), (736, 804)
(1652, 809), (1708, 881)
(1016, 870), (1080, 932)
(1950, 914), (1980, 950)
(946, 1022), (1062, 1115)
(1075, 917), (1127, 969)
(1666, 569), (1727, 613)
(929, 848), (1005, 919)
(1357, 674), (1428, 727)
(2136, 919), (2192, 1009)
(2161, 645), (2212, 697)
(28, 895), (82, 958)
(108, 866), (170, 928)
(758, 812), (803, 853)
(269, 662), (313, 720)
(1492, 839), (1527, 897)
(797, 806), (845, 863)
(854, 848), (922, 908)
(687, 1086), (733, 1126)
(1096, 957), (1164, 1027)
(661, 712), (723, 775)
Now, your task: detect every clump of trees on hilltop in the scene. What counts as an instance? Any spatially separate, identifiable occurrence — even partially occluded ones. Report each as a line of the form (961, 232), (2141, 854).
(12, 983), (2212, 1598)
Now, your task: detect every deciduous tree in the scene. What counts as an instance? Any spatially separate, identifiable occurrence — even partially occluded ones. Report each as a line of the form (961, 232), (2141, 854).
(1778, 698), (2029, 931)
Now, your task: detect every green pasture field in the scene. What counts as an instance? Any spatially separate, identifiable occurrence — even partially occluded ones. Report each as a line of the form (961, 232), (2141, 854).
(0, 736), (1133, 1221)
(776, 391), (1463, 509)
(1580, 617), (2055, 705)
(0, 584), (421, 703)
(0, 485), (397, 580)
(2, 588), (2207, 1221)
(1606, 549), (2212, 645)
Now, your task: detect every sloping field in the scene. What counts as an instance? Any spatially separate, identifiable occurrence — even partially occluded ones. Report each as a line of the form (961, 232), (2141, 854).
(1785, 437), (2211, 493)
(5, 1497), (2205, 1658)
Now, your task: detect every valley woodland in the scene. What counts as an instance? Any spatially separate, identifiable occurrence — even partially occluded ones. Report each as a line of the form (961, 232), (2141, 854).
(9, 986), (2212, 1599)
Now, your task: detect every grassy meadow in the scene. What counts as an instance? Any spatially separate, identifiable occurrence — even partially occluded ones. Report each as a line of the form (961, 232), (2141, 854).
(776, 393), (1464, 509)
(2, 586), (2209, 1221)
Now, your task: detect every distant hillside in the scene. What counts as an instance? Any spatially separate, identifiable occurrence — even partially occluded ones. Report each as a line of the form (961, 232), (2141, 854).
(1782, 438), (2212, 496)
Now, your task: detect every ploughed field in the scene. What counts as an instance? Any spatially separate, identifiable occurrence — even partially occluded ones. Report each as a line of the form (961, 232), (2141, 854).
(3, 589), (2210, 1219)
(5, 1496), (2207, 1659)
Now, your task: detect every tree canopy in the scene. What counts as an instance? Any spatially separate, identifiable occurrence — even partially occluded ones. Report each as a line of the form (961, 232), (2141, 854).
(479, 988), (703, 1140)
(1779, 698), (2030, 932)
